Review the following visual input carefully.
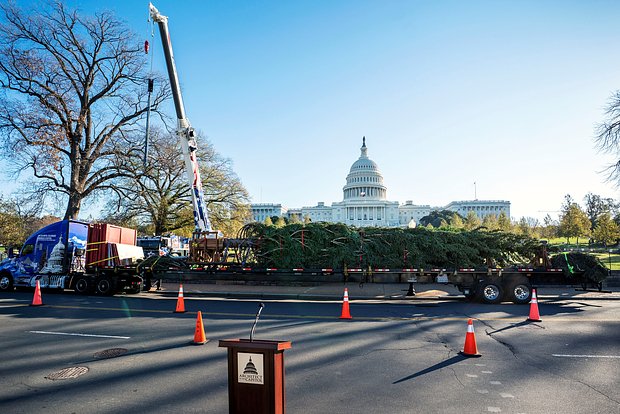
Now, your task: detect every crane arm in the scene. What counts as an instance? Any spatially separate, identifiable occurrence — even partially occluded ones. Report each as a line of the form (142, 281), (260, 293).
(149, 3), (212, 232)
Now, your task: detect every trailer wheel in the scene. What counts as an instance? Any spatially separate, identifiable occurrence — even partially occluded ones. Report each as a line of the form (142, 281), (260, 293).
(95, 276), (116, 296)
(477, 280), (503, 304)
(506, 278), (531, 304)
(74, 277), (93, 295)
(0, 272), (14, 292)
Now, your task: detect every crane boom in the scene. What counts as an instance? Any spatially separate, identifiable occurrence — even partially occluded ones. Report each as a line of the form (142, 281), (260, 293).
(149, 3), (212, 232)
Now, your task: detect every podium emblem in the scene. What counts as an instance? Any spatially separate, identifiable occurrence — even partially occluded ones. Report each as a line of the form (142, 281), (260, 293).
(238, 352), (264, 385)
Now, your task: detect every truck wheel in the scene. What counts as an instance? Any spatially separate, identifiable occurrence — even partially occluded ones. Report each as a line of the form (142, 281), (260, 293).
(126, 282), (141, 294)
(74, 277), (93, 295)
(0, 272), (14, 292)
(477, 280), (503, 304)
(506, 278), (532, 304)
(95, 276), (116, 296)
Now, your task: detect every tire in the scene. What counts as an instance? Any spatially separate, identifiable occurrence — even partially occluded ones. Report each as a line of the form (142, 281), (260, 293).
(477, 280), (503, 304)
(95, 276), (116, 296)
(505, 278), (532, 304)
(74, 277), (93, 295)
(126, 281), (141, 295)
(463, 292), (477, 302)
(0, 272), (14, 292)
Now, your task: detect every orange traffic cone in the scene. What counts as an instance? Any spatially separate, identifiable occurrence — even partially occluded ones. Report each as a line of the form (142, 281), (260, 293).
(174, 284), (186, 313)
(460, 318), (481, 357)
(193, 311), (208, 345)
(30, 280), (43, 306)
(527, 288), (542, 322)
(340, 288), (352, 319)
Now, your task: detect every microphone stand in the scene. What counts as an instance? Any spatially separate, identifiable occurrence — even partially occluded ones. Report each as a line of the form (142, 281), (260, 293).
(250, 302), (264, 342)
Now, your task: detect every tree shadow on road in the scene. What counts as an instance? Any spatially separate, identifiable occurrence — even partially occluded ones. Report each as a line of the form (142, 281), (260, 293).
(392, 354), (468, 384)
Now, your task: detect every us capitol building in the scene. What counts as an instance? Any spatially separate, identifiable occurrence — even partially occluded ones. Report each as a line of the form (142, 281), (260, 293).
(251, 137), (510, 227)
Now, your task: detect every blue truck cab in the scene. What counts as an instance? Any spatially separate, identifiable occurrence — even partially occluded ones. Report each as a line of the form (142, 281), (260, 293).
(0, 220), (88, 291)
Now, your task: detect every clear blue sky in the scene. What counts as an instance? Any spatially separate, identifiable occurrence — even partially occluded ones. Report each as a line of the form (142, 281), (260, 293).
(2, 0), (620, 221)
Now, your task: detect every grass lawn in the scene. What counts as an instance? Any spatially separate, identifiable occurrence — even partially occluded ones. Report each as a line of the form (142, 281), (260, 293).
(592, 253), (620, 271)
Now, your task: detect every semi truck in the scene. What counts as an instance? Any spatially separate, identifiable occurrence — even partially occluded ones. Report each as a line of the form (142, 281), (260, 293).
(0, 220), (145, 295)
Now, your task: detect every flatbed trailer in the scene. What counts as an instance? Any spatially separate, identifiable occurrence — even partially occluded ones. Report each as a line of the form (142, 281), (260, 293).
(143, 259), (596, 304)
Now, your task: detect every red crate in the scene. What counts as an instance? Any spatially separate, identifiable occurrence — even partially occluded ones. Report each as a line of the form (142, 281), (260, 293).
(86, 223), (137, 268)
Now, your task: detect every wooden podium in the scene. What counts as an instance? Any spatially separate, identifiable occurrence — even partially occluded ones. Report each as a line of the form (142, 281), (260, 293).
(219, 339), (292, 414)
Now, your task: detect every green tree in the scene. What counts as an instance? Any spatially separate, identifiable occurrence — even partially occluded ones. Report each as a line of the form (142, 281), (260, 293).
(274, 217), (286, 228)
(540, 214), (557, 239)
(515, 217), (537, 237)
(583, 193), (617, 231)
(497, 211), (512, 232)
(0, 197), (24, 247)
(451, 213), (463, 229)
(264, 216), (273, 226)
(592, 212), (620, 246)
(463, 210), (481, 230)
(481, 214), (499, 231)
(420, 210), (461, 228)
(0, 2), (169, 220)
(104, 129), (250, 237)
(0, 195), (49, 247)
(558, 202), (591, 245)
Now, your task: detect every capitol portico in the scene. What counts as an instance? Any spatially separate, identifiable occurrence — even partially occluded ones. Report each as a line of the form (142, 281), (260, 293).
(251, 138), (510, 227)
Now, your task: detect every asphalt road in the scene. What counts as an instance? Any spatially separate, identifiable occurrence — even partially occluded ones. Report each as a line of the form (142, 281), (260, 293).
(0, 291), (618, 413)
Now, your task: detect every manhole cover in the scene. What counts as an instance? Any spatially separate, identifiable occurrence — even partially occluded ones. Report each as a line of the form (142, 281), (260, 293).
(93, 348), (128, 359)
(45, 366), (89, 380)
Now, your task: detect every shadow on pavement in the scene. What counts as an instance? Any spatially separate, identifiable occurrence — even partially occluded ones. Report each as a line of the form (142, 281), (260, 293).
(392, 354), (468, 384)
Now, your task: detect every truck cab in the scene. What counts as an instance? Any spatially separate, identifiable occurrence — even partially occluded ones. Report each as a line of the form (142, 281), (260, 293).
(0, 220), (88, 291)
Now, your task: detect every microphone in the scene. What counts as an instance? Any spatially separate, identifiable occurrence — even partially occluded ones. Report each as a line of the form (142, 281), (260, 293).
(250, 302), (265, 342)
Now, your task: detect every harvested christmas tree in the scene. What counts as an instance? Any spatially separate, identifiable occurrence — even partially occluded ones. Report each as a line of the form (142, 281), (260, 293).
(550, 252), (608, 283)
(238, 223), (541, 269)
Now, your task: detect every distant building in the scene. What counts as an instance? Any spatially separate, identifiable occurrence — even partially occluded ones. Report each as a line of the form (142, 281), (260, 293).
(250, 138), (510, 227)
(443, 200), (510, 220)
(251, 203), (287, 223)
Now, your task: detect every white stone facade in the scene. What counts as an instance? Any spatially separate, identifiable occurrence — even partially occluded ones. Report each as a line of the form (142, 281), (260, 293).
(251, 203), (287, 223)
(443, 200), (510, 219)
(250, 138), (510, 227)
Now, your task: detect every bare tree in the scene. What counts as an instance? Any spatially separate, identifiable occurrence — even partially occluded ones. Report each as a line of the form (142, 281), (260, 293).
(595, 91), (620, 183)
(104, 128), (251, 237)
(0, 1), (169, 219)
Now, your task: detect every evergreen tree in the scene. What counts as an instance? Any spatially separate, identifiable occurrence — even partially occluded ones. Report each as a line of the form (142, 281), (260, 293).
(274, 217), (286, 228)
(481, 214), (499, 231)
(463, 211), (481, 230)
(498, 211), (512, 232)
(592, 212), (620, 246)
(451, 213), (464, 229)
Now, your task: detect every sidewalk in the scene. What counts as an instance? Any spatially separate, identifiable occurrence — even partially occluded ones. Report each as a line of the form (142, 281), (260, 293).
(151, 281), (620, 302)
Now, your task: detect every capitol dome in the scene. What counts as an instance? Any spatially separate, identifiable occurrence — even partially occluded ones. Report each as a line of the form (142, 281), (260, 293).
(343, 137), (387, 200)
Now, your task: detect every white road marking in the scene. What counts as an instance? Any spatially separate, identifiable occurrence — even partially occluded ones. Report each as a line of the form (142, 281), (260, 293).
(488, 407), (501, 412)
(500, 393), (514, 398)
(481, 370), (493, 374)
(552, 354), (620, 359)
(29, 330), (130, 339)
(489, 381), (502, 385)
(466, 374), (478, 378)
(477, 389), (489, 394)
